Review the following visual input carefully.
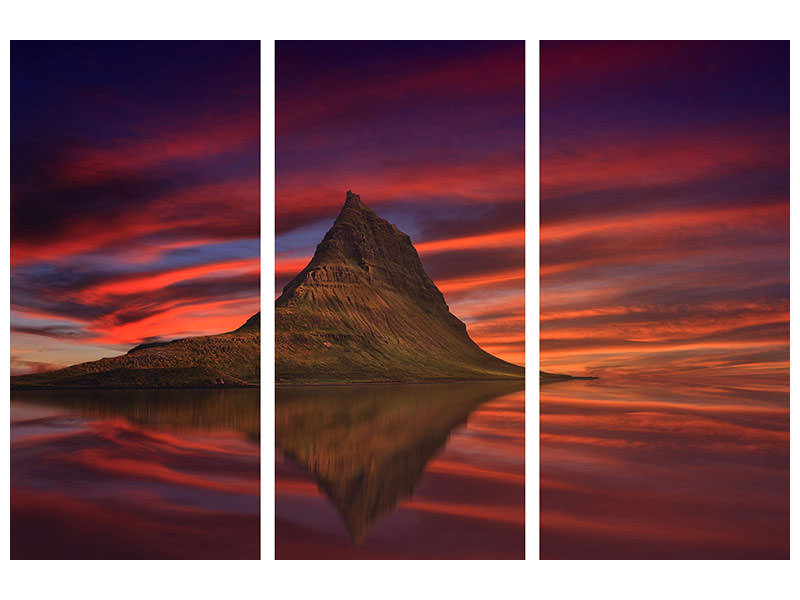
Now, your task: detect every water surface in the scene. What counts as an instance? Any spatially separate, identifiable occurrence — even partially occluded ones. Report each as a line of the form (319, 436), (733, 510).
(275, 381), (525, 559)
(540, 375), (789, 559)
(11, 388), (260, 559)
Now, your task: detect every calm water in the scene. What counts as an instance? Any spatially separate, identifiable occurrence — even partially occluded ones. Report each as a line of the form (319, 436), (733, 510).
(275, 381), (525, 559)
(540, 375), (789, 559)
(10, 388), (260, 559)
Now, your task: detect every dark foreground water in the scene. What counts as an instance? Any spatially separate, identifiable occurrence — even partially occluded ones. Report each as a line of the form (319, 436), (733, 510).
(275, 381), (525, 559)
(11, 388), (260, 559)
(540, 375), (789, 559)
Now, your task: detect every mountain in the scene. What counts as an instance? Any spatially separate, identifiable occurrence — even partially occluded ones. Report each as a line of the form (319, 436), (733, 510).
(276, 191), (524, 383)
(11, 313), (260, 389)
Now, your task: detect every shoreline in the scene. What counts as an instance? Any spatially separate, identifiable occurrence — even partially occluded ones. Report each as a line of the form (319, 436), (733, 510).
(275, 376), (525, 388)
(539, 371), (598, 384)
(10, 383), (260, 391)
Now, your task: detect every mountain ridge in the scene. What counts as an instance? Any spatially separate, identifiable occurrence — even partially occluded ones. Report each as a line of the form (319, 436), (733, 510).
(276, 191), (524, 383)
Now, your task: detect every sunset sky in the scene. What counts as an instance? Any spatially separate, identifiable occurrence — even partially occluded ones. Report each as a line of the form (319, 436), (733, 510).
(276, 41), (525, 366)
(540, 41), (789, 380)
(10, 41), (260, 375)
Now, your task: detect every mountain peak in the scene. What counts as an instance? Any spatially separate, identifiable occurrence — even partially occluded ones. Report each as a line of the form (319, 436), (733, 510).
(275, 191), (524, 382)
(279, 191), (442, 307)
(331, 190), (380, 232)
(343, 190), (366, 210)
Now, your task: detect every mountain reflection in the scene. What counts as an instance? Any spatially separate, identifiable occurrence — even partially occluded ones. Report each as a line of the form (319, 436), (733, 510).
(12, 388), (259, 439)
(276, 381), (524, 544)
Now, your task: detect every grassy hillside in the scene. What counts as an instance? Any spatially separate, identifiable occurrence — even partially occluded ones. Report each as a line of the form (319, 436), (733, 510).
(277, 286), (522, 382)
(11, 313), (260, 389)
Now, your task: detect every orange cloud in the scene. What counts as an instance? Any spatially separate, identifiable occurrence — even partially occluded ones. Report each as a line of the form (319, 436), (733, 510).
(436, 268), (524, 295)
(541, 201), (786, 245)
(415, 228), (524, 255)
(90, 297), (259, 345)
(82, 257), (259, 300)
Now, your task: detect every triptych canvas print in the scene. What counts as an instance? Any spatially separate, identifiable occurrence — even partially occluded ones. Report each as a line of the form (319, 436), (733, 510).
(7, 39), (789, 561)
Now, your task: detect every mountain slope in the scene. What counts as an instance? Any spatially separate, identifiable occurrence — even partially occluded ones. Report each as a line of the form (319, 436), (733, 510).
(276, 191), (523, 382)
(11, 313), (260, 389)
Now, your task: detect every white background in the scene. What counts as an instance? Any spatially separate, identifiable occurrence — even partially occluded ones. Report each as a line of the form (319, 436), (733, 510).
(1, 2), (797, 599)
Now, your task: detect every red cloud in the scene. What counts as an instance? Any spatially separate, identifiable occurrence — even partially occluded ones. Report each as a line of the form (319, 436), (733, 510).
(278, 45), (523, 136)
(53, 114), (258, 186)
(541, 126), (786, 200)
(12, 178), (259, 266)
(276, 155), (523, 234)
